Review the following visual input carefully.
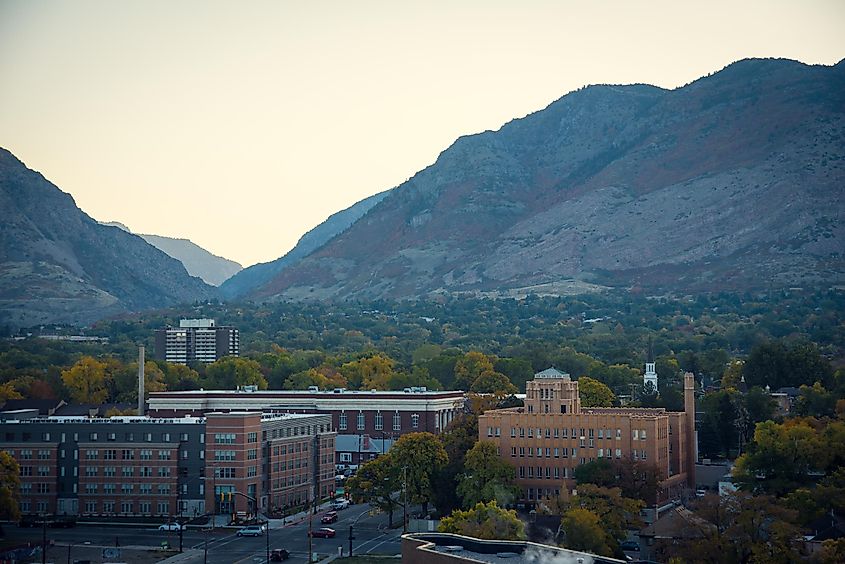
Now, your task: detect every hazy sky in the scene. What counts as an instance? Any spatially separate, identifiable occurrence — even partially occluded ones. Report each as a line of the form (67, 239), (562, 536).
(1, 1), (843, 267)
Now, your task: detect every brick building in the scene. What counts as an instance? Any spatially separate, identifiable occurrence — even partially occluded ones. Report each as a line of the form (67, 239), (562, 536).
(478, 368), (696, 504)
(148, 387), (465, 468)
(0, 410), (335, 521)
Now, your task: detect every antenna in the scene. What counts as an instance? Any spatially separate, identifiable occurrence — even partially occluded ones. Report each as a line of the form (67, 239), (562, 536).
(138, 345), (145, 416)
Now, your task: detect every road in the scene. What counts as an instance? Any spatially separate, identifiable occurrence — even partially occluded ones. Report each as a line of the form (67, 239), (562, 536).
(7, 503), (404, 563)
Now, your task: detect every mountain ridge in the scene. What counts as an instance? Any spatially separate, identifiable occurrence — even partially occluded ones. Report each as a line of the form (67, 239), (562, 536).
(249, 57), (845, 301)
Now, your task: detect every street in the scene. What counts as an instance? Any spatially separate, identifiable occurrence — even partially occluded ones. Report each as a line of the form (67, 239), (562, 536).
(6, 503), (404, 563)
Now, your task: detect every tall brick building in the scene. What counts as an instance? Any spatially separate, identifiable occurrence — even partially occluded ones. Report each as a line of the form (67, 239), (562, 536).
(478, 368), (696, 504)
(0, 410), (335, 520)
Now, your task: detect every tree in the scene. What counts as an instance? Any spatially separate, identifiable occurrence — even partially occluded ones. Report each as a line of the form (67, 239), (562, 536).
(204, 357), (267, 390)
(743, 340), (833, 390)
(561, 484), (643, 551)
(347, 455), (402, 527)
(390, 432), (448, 515)
(0, 381), (23, 401)
(61, 356), (109, 403)
(561, 508), (611, 556)
(573, 459), (616, 488)
(439, 500), (525, 540)
(433, 414), (478, 515)
(733, 419), (830, 495)
(795, 382), (837, 418)
(387, 366), (442, 391)
(283, 367), (346, 390)
(0, 451), (21, 522)
(457, 441), (519, 508)
(340, 354), (395, 390)
(469, 371), (517, 395)
(578, 376), (616, 407)
(453, 352), (496, 391)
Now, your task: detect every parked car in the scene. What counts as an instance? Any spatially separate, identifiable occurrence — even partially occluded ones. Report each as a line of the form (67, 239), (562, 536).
(620, 540), (640, 551)
(270, 548), (290, 561)
(158, 523), (186, 531)
(308, 527), (336, 538)
(331, 499), (349, 510)
(237, 525), (265, 537)
(320, 511), (338, 524)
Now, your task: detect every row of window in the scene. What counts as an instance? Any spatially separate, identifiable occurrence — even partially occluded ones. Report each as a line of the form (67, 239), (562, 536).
(84, 448), (172, 460)
(510, 446), (647, 460)
(337, 412), (420, 431)
(81, 483), (173, 495)
(5, 431), (196, 443)
(79, 500), (173, 515)
(5, 449), (51, 460)
(271, 442), (308, 456)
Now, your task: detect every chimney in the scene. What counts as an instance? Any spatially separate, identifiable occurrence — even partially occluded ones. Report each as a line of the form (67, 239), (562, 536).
(138, 345), (145, 416)
(684, 372), (696, 488)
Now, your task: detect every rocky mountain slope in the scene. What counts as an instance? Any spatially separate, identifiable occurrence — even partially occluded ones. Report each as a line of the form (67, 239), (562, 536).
(220, 189), (391, 299)
(101, 222), (242, 286)
(0, 149), (216, 327)
(252, 58), (845, 301)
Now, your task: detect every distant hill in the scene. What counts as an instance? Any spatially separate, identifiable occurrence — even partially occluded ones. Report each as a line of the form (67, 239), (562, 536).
(220, 189), (391, 299)
(0, 148), (217, 327)
(100, 222), (242, 286)
(249, 58), (845, 301)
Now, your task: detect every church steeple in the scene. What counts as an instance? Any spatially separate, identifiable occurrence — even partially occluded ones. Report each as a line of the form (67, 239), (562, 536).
(644, 337), (658, 392)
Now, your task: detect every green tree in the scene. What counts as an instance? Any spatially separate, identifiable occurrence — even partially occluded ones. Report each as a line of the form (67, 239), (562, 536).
(795, 382), (837, 418)
(0, 450), (21, 521)
(390, 432), (448, 515)
(453, 351), (496, 391)
(346, 455), (402, 527)
(387, 366), (442, 391)
(283, 367), (346, 390)
(340, 354), (395, 390)
(578, 376), (616, 407)
(561, 484), (643, 551)
(439, 500), (525, 540)
(204, 357), (267, 390)
(561, 507), (611, 556)
(469, 370), (517, 395)
(61, 356), (109, 403)
(573, 458), (616, 488)
(457, 441), (519, 508)
(433, 414), (478, 515)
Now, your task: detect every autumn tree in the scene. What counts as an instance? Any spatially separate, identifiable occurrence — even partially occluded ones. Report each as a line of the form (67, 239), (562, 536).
(390, 432), (448, 515)
(433, 413), (478, 515)
(578, 376), (616, 407)
(347, 455), (402, 527)
(457, 441), (519, 508)
(61, 356), (109, 403)
(561, 484), (643, 552)
(439, 500), (525, 540)
(0, 450), (21, 522)
(453, 351), (497, 391)
(561, 507), (611, 556)
(283, 366), (347, 390)
(340, 354), (395, 390)
(204, 357), (267, 390)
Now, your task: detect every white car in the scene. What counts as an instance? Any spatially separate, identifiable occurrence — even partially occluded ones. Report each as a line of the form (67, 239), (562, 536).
(331, 499), (349, 510)
(158, 522), (185, 531)
(237, 525), (265, 537)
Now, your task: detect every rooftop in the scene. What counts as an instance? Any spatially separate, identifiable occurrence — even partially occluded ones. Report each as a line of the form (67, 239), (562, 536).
(533, 367), (571, 380)
(404, 533), (623, 564)
(151, 387), (463, 397)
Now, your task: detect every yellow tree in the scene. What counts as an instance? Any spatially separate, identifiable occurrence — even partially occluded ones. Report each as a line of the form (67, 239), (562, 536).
(0, 451), (21, 521)
(341, 354), (395, 390)
(578, 377), (616, 407)
(561, 507), (611, 555)
(453, 351), (496, 391)
(439, 500), (525, 540)
(61, 356), (109, 403)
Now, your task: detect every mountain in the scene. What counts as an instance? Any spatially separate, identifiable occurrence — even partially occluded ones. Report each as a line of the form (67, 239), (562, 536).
(249, 58), (845, 301)
(220, 189), (391, 299)
(0, 148), (217, 327)
(99, 222), (242, 286)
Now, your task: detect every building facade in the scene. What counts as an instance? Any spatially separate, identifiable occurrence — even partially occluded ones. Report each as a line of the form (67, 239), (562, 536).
(154, 319), (239, 365)
(0, 410), (335, 520)
(478, 368), (696, 504)
(148, 387), (465, 468)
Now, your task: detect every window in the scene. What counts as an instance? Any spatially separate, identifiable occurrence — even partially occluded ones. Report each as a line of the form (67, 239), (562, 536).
(122, 449), (134, 460)
(37, 483), (50, 493)
(181, 433), (189, 441)
(85, 467), (97, 477)
(495, 427), (501, 437)
(411, 414), (419, 429)
(339, 412), (347, 431)
(162, 433), (171, 442)
(104, 449), (117, 460)
(247, 449), (258, 460)
(89, 432), (98, 441)
(107, 432), (116, 441)
(122, 467), (133, 477)
(139, 501), (151, 514)
(104, 483), (116, 494)
(158, 450), (171, 460)
(38, 449), (50, 459)
(157, 467), (171, 477)
(357, 412), (365, 430)
(121, 501), (132, 514)
(247, 432), (257, 443)
(158, 484), (171, 495)
(340, 453), (352, 462)
(215, 433), (236, 444)
(144, 432), (152, 442)
(511, 447), (517, 457)
(528, 428), (533, 438)
(375, 412), (383, 431)
(519, 427), (525, 438)
(85, 449), (98, 460)
(247, 466), (257, 477)
(85, 483), (97, 494)
(125, 432), (134, 441)
(158, 502), (169, 515)
(20, 466), (32, 476)
(641, 430), (647, 440)
(85, 501), (97, 513)
(487, 427), (493, 437)
(140, 467), (153, 477)
(511, 428), (516, 438)
(103, 501), (115, 513)
(393, 412), (401, 431)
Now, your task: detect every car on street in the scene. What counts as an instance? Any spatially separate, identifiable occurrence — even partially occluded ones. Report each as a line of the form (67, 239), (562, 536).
(158, 523), (185, 531)
(331, 499), (349, 510)
(270, 548), (290, 561)
(308, 527), (336, 538)
(237, 525), (265, 537)
(620, 540), (640, 551)
(320, 511), (338, 524)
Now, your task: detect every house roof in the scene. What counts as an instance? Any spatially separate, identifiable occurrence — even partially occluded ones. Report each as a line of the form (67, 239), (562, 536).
(534, 367), (570, 380)
(0, 398), (65, 415)
(641, 506), (715, 539)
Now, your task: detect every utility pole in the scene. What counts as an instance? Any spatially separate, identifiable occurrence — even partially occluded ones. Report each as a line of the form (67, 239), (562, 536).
(41, 514), (47, 564)
(307, 494), (313, 563)
(265, 516), (270, 564)
(402, 466), (408, 534)
(348, 525), (354, 557)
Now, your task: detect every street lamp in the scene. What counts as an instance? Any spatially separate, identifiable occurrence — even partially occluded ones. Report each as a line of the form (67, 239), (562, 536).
(229, 490), (270, 564)
(402, 466), (408, 534)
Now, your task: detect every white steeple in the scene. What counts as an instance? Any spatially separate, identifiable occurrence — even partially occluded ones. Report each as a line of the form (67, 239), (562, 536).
(644, 339), (657, 392)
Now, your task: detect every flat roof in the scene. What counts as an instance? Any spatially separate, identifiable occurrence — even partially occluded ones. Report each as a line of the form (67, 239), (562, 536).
(151, 388), (463, 397)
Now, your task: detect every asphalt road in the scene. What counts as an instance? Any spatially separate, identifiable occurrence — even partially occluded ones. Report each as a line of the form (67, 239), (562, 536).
(7, 503), (404, 563)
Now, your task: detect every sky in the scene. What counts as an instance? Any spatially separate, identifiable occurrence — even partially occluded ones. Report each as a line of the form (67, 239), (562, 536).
(1, 1), (843, 267)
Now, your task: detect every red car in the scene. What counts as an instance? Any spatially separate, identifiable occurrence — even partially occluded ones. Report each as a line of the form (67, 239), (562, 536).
(308, 527), (336, 538)
(320, 511), (338, 524)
